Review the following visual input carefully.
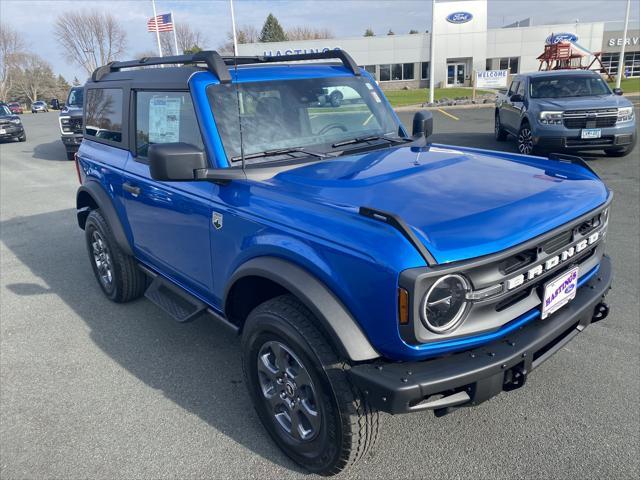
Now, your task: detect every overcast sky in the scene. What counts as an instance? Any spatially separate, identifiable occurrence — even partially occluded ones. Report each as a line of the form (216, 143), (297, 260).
(1, 0), (638, 83)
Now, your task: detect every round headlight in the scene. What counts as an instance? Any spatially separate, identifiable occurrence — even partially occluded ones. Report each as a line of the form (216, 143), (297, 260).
(421, 274), (470, 333)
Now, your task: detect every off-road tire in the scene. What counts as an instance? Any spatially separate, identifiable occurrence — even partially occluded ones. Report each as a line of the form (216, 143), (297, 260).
(85, 209), (146, 303)
(242, 294), (379, 476)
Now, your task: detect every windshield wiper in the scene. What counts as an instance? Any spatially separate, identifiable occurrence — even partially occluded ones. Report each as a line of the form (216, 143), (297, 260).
(231, 146), (328, 162)
(332, 134), (410, 148)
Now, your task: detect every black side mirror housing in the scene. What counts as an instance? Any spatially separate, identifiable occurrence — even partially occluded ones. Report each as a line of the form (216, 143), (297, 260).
(149, 142), (208, 181)
(613, 88), (623, 96)
(412, 110), (433, 139)
(148, 142), (246, 184)
(510, 94), (524, 103)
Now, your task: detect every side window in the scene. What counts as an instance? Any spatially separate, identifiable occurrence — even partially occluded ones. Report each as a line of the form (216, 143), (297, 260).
(84, 88), (123, 142)
(516, 80), (525, 96)
(135, 91), (204, 158)
(508, 80), (519, 96)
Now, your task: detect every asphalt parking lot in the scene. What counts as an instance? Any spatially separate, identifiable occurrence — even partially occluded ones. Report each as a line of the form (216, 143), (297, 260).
(1, 108), (639, 479)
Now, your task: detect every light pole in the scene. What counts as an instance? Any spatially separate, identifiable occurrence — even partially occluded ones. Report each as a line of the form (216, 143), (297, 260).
(616, 0), (631, 89)
(429, 0), (436, 104)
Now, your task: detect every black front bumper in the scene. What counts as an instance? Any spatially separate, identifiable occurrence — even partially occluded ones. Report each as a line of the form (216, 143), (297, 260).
(0, 125), (24, 139)
(535, 133), (636, 151)
(61, 135), (82, 151)
(349, 255), (613, 414)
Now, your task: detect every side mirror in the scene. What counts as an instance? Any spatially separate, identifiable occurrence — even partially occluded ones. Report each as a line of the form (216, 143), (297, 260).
(613, 88), (623, 96)
(148, 143), (208, 181)
(412, 110), (433, 139)
(148, 142), (246, 184)
(510, 94), (524, 103)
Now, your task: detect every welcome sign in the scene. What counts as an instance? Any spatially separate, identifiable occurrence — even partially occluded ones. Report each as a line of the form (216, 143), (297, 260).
(475, 70), (509, 88)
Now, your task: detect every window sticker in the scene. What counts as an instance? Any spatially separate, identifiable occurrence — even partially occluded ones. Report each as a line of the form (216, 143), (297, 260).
(365, 82), (374, 90)
(149, 97), (181, 143)
(370, 91), (382, 103)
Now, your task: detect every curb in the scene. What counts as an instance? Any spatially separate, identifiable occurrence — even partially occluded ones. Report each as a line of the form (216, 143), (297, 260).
(394, 102), (496, 112)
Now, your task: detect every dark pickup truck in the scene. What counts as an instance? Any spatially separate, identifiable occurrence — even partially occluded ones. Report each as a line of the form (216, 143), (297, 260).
(495, 70), (636, 156)
(59, 86), (84, 160)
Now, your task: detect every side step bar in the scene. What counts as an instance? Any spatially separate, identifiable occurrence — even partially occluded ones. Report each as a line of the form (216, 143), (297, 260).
(138, 264), (239, 331)
(144, 276), (206, 322)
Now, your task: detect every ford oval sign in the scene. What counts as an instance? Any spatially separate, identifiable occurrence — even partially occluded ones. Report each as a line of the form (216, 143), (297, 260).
(546, 32), (578, 44)
(446, 12), (473, 24)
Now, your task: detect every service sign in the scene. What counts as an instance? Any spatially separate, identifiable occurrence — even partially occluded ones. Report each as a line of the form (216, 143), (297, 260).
(475, 70), (509, 88)
(446, 12), (473, 24)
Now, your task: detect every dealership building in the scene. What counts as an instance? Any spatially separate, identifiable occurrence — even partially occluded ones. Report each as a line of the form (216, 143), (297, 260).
(237, 0), (640, 90)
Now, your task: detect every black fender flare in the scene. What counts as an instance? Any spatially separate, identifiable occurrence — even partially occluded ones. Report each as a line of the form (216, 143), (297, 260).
(226, 257), (380, 362)
(76, 181), (133, 256)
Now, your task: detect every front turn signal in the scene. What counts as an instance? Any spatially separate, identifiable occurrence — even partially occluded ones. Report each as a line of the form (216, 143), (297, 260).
(398, 287), (409, 325)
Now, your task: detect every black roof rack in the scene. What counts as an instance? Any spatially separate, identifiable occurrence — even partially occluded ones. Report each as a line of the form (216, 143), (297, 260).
(91, 49), (361, 83)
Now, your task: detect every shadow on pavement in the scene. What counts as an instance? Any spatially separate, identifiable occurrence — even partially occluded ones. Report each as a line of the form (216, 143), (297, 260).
(0, 207), (302, 473)
(32, 140), (68, 161)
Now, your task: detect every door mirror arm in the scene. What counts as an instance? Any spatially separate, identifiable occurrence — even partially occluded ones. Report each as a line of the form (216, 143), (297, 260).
(194, 168), (246, 185)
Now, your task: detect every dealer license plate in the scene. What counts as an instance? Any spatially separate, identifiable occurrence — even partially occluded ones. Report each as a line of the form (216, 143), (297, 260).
(581, 128), (601, 139)
(0, 129), (6, 134)
(541, 266), (579, 320)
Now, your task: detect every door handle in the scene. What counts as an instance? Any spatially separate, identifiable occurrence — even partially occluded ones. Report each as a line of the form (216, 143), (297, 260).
(123, 182), (141, 197)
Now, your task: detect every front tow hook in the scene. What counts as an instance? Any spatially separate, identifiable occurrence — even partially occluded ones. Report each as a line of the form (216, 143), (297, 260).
(592, 302), (610, 323)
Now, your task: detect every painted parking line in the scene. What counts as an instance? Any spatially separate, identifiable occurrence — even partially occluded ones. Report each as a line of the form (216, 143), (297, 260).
(436, 108), (460, 121)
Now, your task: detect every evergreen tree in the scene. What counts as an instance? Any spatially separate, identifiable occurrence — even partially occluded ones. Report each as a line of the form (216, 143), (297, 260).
(184, 44), (203, 54)
(387, 29), (395, 35)
(409, 29), (419, 34)
(364, 28), (375, 37)
(259, 13), (288, 42)
(72, 76), (81, 86)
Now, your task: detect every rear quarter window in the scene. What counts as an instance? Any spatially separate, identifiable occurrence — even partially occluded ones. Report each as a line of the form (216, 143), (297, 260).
(84, 88), (123, 143)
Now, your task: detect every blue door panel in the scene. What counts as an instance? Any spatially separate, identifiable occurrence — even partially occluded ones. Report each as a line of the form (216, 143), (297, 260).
(122, 157), (215, 299)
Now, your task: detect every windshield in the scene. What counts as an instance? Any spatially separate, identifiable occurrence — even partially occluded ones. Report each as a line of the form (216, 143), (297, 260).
(0, 106), (11, 115)
(67, 88), (84, 107)
(207, 76), (402, 164)
(530, 76), (611, 98)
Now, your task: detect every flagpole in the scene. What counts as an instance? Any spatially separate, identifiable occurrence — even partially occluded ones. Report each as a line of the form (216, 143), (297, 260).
(428, 0), (436, 104)
(151, 0), (163, 57)
(616, 0), (631, 89)
(171, 11), (180, 55)
(229, 0), (238, 56)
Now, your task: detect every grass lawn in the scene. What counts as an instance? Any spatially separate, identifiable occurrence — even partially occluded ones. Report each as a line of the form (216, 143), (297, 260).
(384, 87), (493, 107)
(607, 77), (640, 94)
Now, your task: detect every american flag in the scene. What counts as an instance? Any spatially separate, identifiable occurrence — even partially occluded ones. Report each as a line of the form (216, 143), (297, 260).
(147, 13), (173, 32)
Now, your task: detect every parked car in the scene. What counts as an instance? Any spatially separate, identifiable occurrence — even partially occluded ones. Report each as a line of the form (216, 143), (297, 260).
(0, 102), (26, 142)
(7, 102), (23, 114)
(76, 51), (613, 475)
(50, 98), (60, 110)
(59, 87), (83, 160)
(495, 70), (636, 156)
(31, 100), (48, 113)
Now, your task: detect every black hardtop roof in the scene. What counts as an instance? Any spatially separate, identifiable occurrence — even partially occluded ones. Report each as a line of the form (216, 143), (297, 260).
(88, 49), (360, 86)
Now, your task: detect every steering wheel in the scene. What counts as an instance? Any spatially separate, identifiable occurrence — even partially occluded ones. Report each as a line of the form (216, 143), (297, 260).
(317, 123), (348, 135)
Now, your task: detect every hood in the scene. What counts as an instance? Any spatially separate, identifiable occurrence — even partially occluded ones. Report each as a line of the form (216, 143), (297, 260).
(535, 94), (631, 111)
(0, 114), (19, 122)
(267, 145), (608, 264)
(61, 105), (83, 117)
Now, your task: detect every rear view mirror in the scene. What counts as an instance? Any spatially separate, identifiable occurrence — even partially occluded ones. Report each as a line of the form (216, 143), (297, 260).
(613, 88), (623, 96)
(412, 110), (433, 139)
(148, 143), (207, 181)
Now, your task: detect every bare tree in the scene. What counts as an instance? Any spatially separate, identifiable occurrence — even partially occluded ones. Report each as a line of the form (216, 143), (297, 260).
(160, 24), (206, 55)
(54, 11), (126, 75)
(218, 25), (259, 54)
(286, 26), (334, 41)
(0, 23), (25, 101)
(12, 54), (56, 103)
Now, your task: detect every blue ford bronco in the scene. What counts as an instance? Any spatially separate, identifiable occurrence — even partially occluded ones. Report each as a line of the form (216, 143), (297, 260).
(76, 51), (613, 475)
